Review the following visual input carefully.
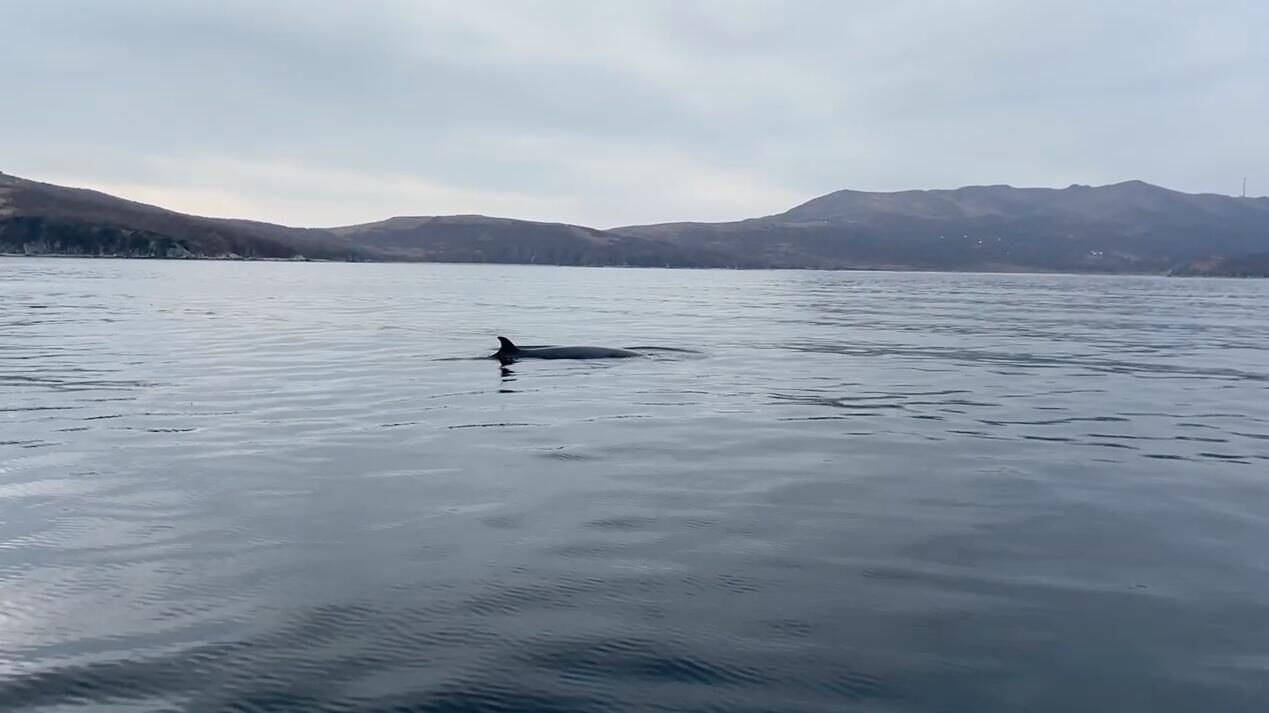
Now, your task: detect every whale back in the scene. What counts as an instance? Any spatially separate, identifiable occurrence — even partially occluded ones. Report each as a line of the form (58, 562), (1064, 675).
(493, 336), (643, 361)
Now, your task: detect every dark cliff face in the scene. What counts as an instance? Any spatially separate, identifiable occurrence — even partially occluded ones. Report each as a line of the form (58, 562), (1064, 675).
(3, 171), (1268, 273)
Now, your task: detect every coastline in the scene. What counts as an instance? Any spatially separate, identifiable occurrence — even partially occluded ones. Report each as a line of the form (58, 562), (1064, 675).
(0, 252), (1219, 277)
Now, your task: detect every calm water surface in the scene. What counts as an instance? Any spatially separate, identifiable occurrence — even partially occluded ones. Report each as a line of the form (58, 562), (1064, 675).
(2, 260), (1268, 712)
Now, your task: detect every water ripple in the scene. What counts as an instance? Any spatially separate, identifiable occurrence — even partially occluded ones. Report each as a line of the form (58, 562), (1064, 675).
(2, 262), (1268, 712)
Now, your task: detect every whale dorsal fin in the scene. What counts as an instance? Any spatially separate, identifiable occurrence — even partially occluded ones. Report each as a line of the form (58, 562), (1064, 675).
(496, 336), (519, 354)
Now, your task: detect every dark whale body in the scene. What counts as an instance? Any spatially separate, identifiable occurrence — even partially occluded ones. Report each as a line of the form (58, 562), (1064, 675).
(492, 336), (643, 364)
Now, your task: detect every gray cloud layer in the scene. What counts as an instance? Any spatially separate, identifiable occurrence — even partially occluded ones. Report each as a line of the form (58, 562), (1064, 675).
(2, 0), (1265, 227)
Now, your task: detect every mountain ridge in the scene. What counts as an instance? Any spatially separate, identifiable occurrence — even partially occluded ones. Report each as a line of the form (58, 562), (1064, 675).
(3, 170), (1267, 274)
(614, 179), (1269, 273)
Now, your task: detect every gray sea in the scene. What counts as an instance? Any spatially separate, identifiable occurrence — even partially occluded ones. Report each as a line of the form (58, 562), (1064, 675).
(2, 259), (1268, 712)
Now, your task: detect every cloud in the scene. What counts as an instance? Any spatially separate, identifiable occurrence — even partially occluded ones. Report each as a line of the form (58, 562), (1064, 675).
(2, 0), (1266, 227)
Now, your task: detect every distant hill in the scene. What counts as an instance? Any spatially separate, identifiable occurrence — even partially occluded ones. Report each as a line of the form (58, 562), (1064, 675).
(0, 172), (364, 261)
(324, 215), (737, 267)
(615, 181), (1269, 273)
(3, 170), (1268, 274)
(1169, 252), (1269, 277)
(0, 171), (735, 267)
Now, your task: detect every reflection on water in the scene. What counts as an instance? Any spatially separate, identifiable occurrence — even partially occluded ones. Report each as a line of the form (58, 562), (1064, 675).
(1, 260), (1268, 712)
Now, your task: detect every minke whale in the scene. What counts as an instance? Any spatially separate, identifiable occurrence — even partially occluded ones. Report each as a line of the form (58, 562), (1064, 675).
(491, 336), (644, 364)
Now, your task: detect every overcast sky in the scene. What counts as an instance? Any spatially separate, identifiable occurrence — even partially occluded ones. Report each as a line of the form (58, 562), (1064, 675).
(2, 0), (1265, 228)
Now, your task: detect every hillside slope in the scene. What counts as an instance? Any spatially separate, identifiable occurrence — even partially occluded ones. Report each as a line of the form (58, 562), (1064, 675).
(0, 172), (737, 267)
(617, 181), (1269, 273)
(1169, 252), (1269, 277)
(0, 172), (364, 260)
(5, 171), (1267, 273)
(326, 215), (740, 267)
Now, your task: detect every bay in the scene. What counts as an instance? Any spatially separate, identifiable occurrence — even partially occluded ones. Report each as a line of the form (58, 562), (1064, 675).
(2, 259), (1267, 712)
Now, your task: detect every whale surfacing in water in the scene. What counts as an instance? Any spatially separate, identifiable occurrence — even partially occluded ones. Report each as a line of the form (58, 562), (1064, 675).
(492, 336), (643, 363)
